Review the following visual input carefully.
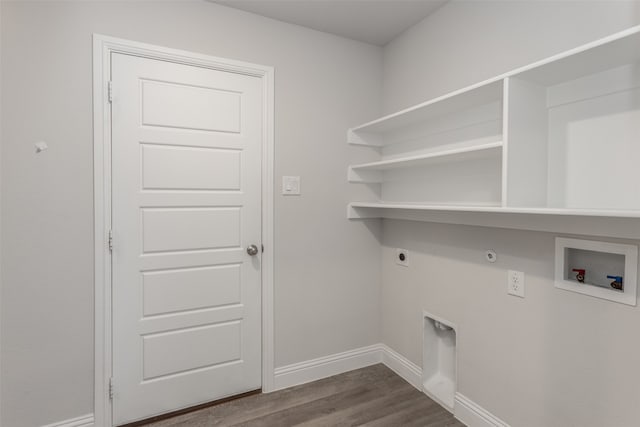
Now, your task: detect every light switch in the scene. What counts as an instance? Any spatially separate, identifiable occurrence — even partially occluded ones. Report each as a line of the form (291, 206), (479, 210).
(282, 176), (301, 195)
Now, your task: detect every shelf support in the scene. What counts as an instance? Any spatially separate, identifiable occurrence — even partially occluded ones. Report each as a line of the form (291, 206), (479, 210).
(347, 204), (382, 219)
(347, 167), (383, 184)
(347, 129), (383, 147)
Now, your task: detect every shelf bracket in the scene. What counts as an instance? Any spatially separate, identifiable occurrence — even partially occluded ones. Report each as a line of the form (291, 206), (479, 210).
(347, 204), (382, 219)
(347, 130), (383, 147)
(347, 167), (383, 184)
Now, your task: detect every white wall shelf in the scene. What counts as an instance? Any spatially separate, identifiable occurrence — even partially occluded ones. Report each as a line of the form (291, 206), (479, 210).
(347, 202), (640, 240)
(347, 25), (640, 231)
(348, 141), (502, 183)
(349, 80), (503, 143)
(348, 202), (640, 219)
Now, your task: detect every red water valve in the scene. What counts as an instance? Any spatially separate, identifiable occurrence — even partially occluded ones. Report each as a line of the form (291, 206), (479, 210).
(572, 269), (586, 283)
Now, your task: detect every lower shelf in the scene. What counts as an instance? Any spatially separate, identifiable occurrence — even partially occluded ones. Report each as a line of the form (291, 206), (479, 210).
(348, 202), (640, 219)
(347, 202), (640, 239)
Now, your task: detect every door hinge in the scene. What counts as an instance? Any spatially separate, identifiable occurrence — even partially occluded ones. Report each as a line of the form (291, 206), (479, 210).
(108, 81), (113, 103)
(109, 377), (114, 401)
(108, 229), (113, 252)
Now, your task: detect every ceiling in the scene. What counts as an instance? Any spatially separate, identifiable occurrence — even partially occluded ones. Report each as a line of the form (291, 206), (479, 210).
(212, 0), (448, 46)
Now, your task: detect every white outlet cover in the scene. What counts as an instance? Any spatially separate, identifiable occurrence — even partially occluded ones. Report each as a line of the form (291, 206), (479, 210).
(396, 248), (409, 267)
(508, 270), (525, 298)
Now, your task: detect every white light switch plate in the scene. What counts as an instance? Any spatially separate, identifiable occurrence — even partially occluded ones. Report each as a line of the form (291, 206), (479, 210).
(282, 176), (301, 195)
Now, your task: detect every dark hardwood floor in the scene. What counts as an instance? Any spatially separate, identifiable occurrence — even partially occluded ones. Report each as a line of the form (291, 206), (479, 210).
(143, 364), (465, 427)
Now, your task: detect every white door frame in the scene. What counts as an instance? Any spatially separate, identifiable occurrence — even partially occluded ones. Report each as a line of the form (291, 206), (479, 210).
(93, 34), (275, 427)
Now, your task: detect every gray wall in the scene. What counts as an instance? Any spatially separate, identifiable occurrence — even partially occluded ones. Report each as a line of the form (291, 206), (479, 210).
(0, 1), (383, 426)
(383, 0), (640, 112)
(380, 1), (640, 426)
(382, 222), (640, 427)
(5, 1), (640, 426)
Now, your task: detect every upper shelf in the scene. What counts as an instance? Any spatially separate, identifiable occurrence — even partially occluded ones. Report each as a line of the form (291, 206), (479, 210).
(349, 80), (503, 140)
(348, 25), (640, 142)
(514, 26), (640, 86)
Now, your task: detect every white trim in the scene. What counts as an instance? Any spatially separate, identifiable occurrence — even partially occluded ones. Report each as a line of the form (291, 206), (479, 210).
(246, 345), (514, 427)
(260, 59), (276, 394)
(42, 414), (95, 427)
(455, 393), (510, 427)
(380, 344), (422, 390)
(273, 344), (423, 392)
(93, 34), (275, 427)
(273, 345), (383, 390)
(92, 34), (112, 427)
(40, 365), (510, 427)
(0, 1), (3, 423)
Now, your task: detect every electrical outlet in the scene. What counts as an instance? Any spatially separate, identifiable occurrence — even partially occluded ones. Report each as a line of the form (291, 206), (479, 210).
(396, 249), (409, 267)
(507, 270), (525, 298)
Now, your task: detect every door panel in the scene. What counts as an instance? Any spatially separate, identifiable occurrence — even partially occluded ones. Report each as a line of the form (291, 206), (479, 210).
(141, 79), (242, 132)
(141, 144), (241, 191)
(142, 321), (242, 380)
(142, 265), (241, 316)
(111, 53), (262, 425)
(141, 207), (241, 253)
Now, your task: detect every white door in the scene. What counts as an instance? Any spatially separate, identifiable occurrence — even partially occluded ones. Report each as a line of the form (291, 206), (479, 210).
(111, 53), (263, 425)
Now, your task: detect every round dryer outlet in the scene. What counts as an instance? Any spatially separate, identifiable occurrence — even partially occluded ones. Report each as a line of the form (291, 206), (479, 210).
(396, 248), (409, 267)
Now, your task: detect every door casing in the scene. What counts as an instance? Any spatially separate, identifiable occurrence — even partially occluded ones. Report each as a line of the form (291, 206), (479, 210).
(93, 34), (275, 427)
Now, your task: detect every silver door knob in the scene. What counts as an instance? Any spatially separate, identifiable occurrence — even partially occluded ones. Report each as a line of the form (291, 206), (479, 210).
(246, 244), (259, 256)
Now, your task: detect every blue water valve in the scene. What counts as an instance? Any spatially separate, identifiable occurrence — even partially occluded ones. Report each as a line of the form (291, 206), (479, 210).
(607, 275), (623, 290)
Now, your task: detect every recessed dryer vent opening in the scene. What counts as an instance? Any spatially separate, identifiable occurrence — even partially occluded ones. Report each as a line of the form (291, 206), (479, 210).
(423, 311), (457, 412)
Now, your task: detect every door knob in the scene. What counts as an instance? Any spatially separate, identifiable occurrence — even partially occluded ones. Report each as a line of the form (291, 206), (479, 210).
(246, 244), (259, 256)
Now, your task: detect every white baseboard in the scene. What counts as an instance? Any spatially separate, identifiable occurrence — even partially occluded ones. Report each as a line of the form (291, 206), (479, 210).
(455, 393), (510, 427)
(275, 344), (511, 427)
(48, 349), (502, 427)
(273, 343), (425, 392)
(42, 414), (94, 427)
(379, 344), (422, 390)
(273, 344), (383, 390)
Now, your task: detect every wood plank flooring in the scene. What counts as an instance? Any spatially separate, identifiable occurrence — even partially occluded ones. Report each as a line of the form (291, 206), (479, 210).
(142, 364), (465, 427)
